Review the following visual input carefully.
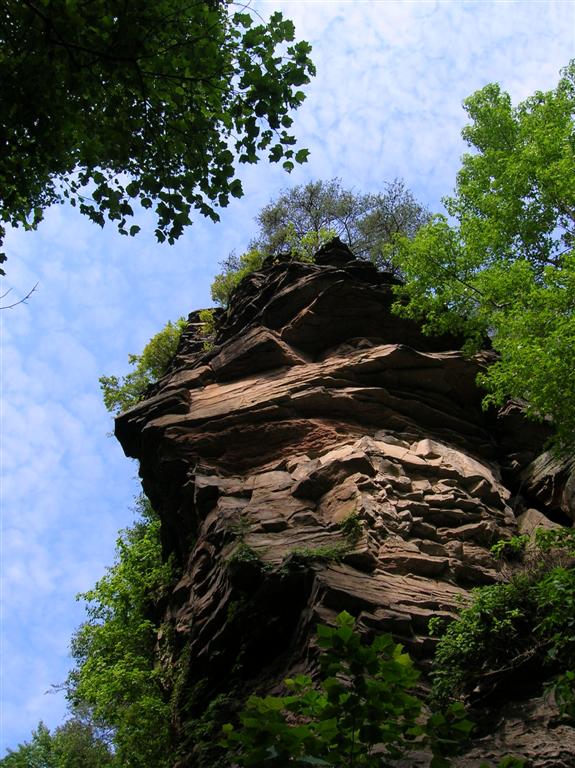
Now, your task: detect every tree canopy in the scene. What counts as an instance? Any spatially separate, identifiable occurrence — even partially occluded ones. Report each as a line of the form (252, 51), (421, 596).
(0, 720), (114, 768)
(65, 495), (174, 767)
(99, 317), (186, 414)
(251, 177), (429, 269)
(0, 1), (315, 272)
(211, 177), (429, 305)
(391, 61), (575, 447)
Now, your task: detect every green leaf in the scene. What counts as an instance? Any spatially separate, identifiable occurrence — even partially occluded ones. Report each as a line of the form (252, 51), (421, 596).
(125, 181), (139, 198)
(392, 61), (575, 449)
(0, 0), (316, 272)
(233, 12), (253, 27)
(223, 611), (463, 767)
(269, 144), (284, 162)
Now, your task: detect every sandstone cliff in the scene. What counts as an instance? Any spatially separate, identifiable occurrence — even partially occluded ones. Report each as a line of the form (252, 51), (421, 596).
(115, 240), (575, 767)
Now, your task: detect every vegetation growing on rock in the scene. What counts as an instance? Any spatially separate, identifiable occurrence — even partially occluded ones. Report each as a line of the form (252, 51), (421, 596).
(210, 178), (429, 306)
(207, 62), (575, 446)
(99, 317), (186, 414)
(391, 61), (575, 447)
(210, 225), (333, 307)
(250, 178), (429, 269)
(223, 610), (475, 768)
(430, 528), (575, 714)
(5, 60), (575, 768)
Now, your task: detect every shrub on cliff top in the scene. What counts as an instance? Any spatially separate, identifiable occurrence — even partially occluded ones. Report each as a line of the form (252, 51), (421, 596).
(99, 317), (186, 414)
(210, 177), (429, 307)
(211, 225), (334, 307)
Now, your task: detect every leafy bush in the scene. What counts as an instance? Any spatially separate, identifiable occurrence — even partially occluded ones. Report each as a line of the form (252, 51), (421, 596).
(222, 611), (472, 768)
(338, 512), (363, 545)
(66, 495), (175, 767)
(211, 249), (267, 307)
(211, 225), (333, 307)
(489, 535), (529, 562)
(429, 577), (536, 706)
(198, 308), (217, 351)
(534, 526), (575, 559)
(431, 527), (575, 712)
(99, 317), (186, 414)
(227, 542), (266, 566)
(288, 543), (351, 564)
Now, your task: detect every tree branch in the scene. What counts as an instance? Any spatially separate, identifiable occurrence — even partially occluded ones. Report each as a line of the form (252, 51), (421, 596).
(0, 282), (38, 309)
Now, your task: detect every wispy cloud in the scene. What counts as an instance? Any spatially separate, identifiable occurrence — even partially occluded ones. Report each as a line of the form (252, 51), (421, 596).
(262, 0), (574, 206)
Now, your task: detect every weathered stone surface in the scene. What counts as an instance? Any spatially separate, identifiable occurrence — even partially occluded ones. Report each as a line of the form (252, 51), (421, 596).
(455, 694), (575, 768)
(517, 507), (562, 536)
(114, 243), (572, 767)
(521, 449), (575, 522)
(210, 326), (307, 380)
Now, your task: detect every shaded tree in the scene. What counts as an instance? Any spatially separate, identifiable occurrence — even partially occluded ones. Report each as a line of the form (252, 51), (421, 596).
(0, 1), (315, 272)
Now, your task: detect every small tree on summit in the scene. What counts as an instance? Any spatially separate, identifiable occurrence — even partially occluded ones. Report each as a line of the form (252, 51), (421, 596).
(252, 178), (430, 270)
(210, 178), (430, 306)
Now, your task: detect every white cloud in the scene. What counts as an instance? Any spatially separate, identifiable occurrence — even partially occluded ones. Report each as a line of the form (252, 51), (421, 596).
(262, 0), (573, 208)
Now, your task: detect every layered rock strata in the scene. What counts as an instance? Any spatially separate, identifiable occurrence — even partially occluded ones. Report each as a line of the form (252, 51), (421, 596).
(115, 241), (574, 766)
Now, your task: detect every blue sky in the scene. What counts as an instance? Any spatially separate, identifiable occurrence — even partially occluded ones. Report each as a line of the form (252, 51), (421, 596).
(2, 0), (574, 753)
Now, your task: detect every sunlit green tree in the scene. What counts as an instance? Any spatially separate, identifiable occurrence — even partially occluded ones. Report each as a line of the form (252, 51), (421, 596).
(99, 317), (186, 414)
(0, 720), (113, 768)
(66, 496), (174, 767)
(392, 61), (575, 446)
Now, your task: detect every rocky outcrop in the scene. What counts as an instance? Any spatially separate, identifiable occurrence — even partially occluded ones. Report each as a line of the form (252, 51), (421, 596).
(115, 240), (574, 766)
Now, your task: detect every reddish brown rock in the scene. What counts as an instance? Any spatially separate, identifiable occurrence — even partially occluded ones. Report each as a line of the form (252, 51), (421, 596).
(521, 449), (575, 523)
(115, 243), (573, 767)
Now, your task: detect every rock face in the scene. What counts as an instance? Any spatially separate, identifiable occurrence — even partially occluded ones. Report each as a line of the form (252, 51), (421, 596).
(115, 241), (574, 766)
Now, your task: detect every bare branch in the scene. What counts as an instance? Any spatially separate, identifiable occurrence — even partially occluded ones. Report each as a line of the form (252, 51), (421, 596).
(0, 282), (38, 309)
